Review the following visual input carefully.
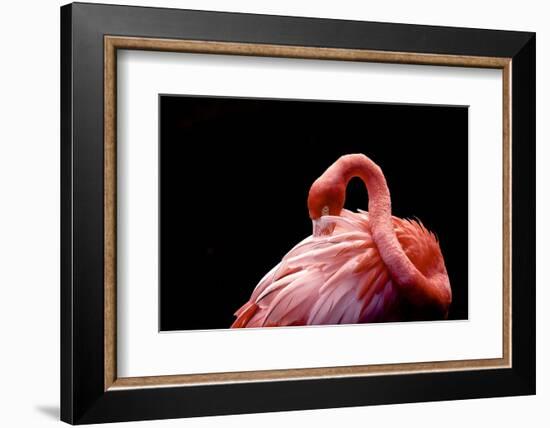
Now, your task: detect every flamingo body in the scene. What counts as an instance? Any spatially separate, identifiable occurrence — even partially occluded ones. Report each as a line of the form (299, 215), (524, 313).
(232, 154), (452, 328)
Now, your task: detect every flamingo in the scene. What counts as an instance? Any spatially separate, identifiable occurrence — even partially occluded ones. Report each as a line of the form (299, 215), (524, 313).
(231, 153), (452, 328)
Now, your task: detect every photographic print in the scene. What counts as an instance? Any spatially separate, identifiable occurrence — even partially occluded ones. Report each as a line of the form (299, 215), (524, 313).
(62, 7), (534, 422)
(159, 95), (468, 331)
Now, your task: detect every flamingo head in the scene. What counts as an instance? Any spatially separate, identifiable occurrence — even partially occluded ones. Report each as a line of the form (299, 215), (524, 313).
(307, 177), (346, 220)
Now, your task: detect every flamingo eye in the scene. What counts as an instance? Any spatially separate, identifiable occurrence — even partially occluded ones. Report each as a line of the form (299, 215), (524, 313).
(321, 206), (330, 216)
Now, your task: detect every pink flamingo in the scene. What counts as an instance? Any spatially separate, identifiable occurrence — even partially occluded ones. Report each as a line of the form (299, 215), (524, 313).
(231, 154), (452, 328)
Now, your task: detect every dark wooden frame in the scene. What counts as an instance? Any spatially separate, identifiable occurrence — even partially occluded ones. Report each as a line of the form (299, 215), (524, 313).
(61, 2), (535, 424)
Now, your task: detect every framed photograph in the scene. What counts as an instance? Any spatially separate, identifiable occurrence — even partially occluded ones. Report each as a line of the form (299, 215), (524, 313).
(60, 2), (535, 424)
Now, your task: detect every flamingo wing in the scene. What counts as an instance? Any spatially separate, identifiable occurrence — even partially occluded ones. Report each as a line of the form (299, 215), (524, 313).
(232, 210), (406, 327)
(231, 210), (441, 328)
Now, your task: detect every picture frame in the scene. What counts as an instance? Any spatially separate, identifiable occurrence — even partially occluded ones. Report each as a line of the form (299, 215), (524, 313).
(60, 2), (535, 424)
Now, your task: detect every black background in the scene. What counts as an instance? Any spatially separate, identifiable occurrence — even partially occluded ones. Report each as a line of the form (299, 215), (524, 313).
(159, 95), (468, 331)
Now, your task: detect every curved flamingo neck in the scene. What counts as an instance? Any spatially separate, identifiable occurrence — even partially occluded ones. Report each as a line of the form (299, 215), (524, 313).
(308, 154), (451, 314)
(314, 154), (422, 288)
